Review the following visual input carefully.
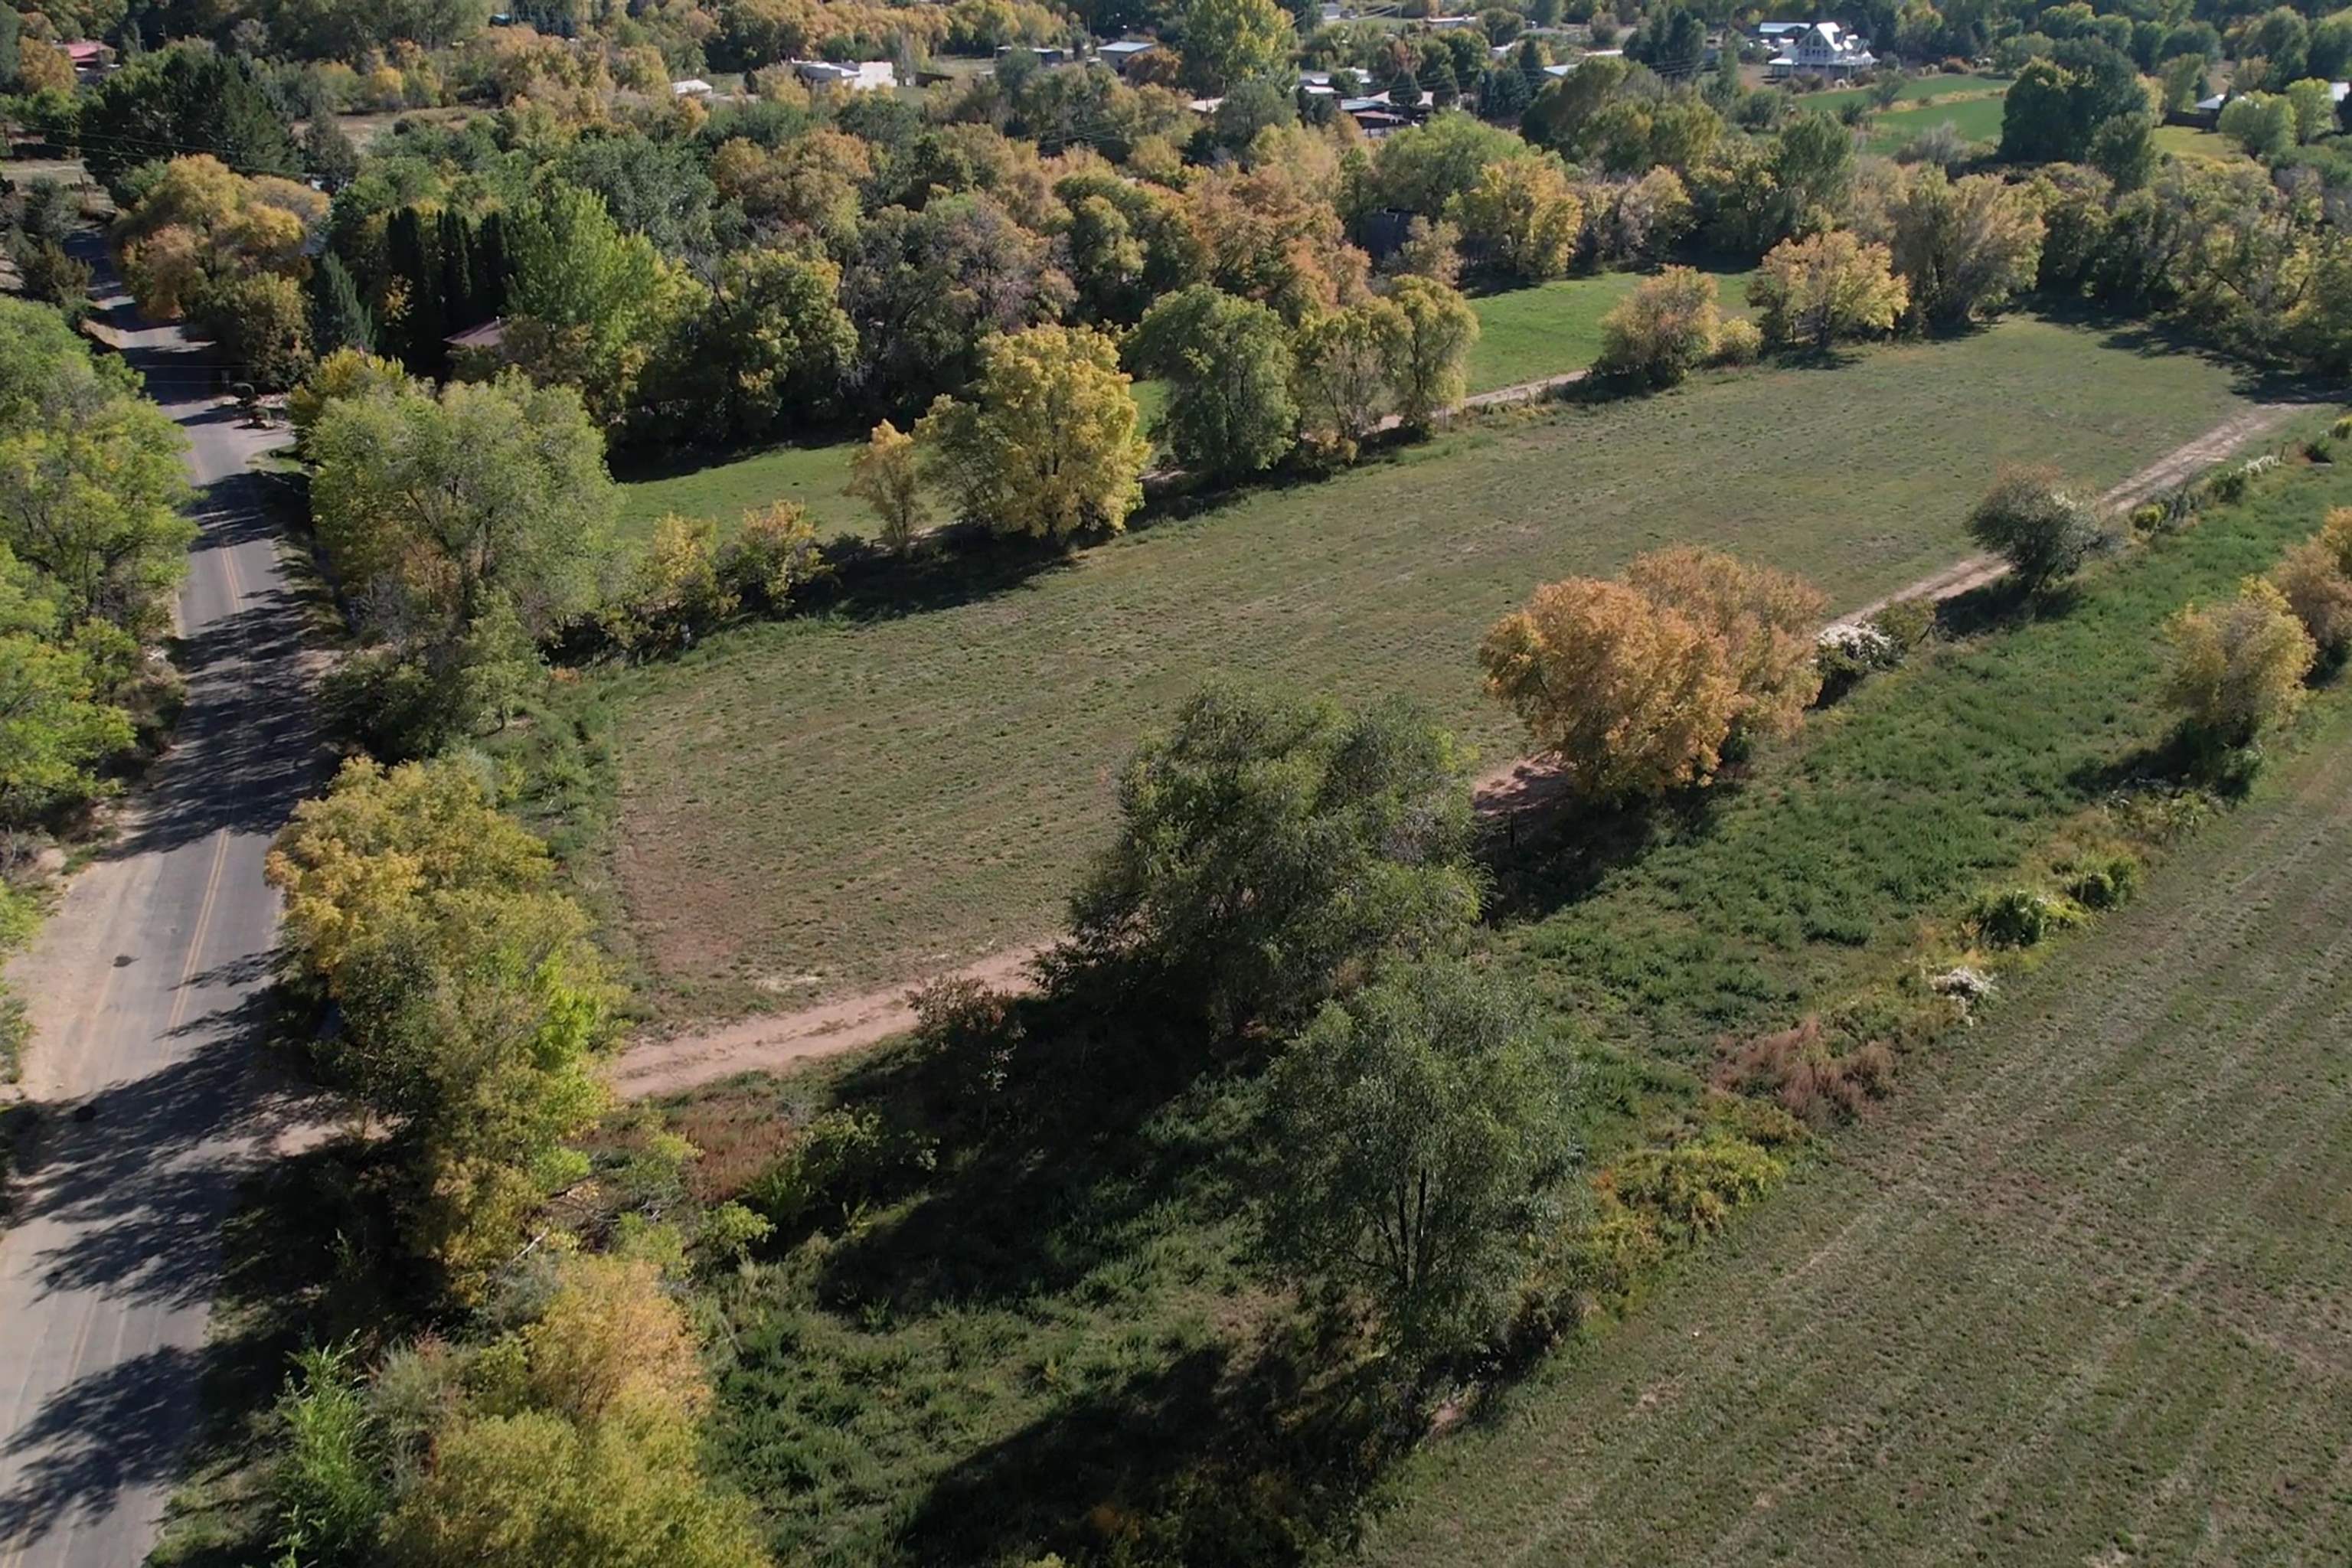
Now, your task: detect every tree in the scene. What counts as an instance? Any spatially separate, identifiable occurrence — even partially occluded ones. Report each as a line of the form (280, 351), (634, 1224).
(701, 250), (858, 440)
(1749, 232), (1909, 352)
(0, 632), (135, 835)
(1622, 546), (1825, 742)
(1260, 959), (1568, 1357)
(2284, 77), (2336, 144)
(1180, 0), (1295, 90)
(2270, 508), (2352, 657)
(1380, 275), (1479, 432)
(309, 251), (377, 358)
(1369, 112), (1537, 217)
(267, 756), (616, 1292)
(289, 348), (410, 449)
(310, 374), (613, 644)
(503, 183), (696, 423)
(2218, 92), (2295, 159)
(1478, 575), (1739, 803)
(1883, 169), (2046, 331)
(2163, 577), (2315, 749)
(2158, 55), (2208, 118)
(842, 194), (1076, 413)
(1626, 0), (1707, 77)
(1998, 41), (2148, 165)
(1062, 685), (1481, 1032)
(1449, 155), (1583, 282)
(1965, 466), (2102, 591)
(845, 421), (929, 550)
(192, 272), (312, 393)
(79, 46), (299, 200)
(1131, 285), (1298, 479)
(915, 324), (1149, 541)
(1593, 266), (1723, 388)
(0, 317), (194, 638)
(1292, 297), (1406, 462)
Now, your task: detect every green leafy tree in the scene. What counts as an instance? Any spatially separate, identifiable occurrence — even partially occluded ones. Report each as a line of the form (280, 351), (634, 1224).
(0, 302), (193, 637)
(79, 45), (299, 200)
(1061, 685), (1481, 1034)
(1965, 466), (2102, 590)
(2284, 77), (2336, 144)
(915, 324), (1149, 541)
(1131, 284), (1299, 479)
(701, 249), (858, 440)
(1749, 231), (1909, 351)
(1179, 0), (1295, 92)
(0, 632), (135, 836)
(1998, 41), (2148, 164)
(1260, 959), (1570, 1357)
(1883, 169), (2047, 330)
(2219, 93), (2295, 158)
(1292, 297), (1406, 461)
(502, 183), (697, 423)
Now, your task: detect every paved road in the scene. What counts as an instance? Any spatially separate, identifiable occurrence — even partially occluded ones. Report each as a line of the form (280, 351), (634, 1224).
(0, 292), (318, 1568)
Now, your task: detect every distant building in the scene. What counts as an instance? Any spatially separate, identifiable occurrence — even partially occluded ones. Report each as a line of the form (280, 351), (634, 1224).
(445, 319), (508, 354)
(61, 39), (116, 77)
(995, 43), (1069, 67)
(1099, 38), (1157, 74)
(671, 77), (714, 96)
(789, 59), (897, 92)
(1762, 20), (1876, 77)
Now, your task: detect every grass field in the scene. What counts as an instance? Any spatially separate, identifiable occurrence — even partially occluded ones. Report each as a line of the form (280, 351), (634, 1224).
(2153, 121), (2256, 165)
(1359, 678), (2352, 1566)
(1465, 264), (1756, 393)
(1803, 70), (2010, 111)
(611, 271), (1733, 548)
(564, 316), (2264, 1020)
(665, 433), (2352, 1568)
(1863, 92), (2008, 152)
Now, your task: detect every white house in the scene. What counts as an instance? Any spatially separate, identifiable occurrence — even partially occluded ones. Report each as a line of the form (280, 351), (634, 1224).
(789, 59), (897, 91)
(671, 77), (714, 96)
(1764, 20), (1876, 78)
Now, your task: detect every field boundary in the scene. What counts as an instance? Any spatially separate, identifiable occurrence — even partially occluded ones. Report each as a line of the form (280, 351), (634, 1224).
(606, 402), (2306, 1098)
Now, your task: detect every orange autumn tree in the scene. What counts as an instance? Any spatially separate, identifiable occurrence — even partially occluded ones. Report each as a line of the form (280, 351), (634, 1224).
(1479, 575), (1739, 802)
(1481, 547), (1829, 802)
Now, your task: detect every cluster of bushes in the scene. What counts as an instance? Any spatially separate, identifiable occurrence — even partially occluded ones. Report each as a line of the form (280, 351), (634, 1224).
(0, 301), (194, 1073)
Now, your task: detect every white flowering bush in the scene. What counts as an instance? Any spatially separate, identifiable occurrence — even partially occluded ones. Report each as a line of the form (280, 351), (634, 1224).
(1815, 622), (1899, 691)
(1930, 965), (1996, 1004)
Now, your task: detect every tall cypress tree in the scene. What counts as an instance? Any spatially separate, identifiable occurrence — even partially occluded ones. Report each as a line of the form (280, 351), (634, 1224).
(474, 211), (510, 320)
(309, 252), (377, 356)
(385, 207), (442, 373)
(436, 207), (478, 332)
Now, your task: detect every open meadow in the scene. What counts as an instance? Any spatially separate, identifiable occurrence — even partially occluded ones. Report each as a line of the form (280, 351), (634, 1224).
(558, 316), (2267, 1020)
(1463, 263), (1756, 394)
(1864, 91), (2009, 152)
(1359, 678), (2352, 1567)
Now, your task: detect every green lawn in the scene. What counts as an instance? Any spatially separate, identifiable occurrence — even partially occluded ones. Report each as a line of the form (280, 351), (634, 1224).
(564, 316), (2262, 1020)
(2153, 121), (2256, 164)
(1466, 264), (1756, 394)
(1360, 596), (2352, 1566)
(616, 438), (872, 544)
(1804, 70), (2010, 111)
(1864, 91), (2009, 152)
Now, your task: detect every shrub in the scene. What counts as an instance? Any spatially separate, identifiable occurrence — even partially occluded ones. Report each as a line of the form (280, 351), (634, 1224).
(2334, 414), (2352, 442)
(1869, 596), (1936, 652)
(1965, 465), (2102, 590)
(599, 515), (737, 656)
(2307, 437), (2337, 465)
(1592, 266), (1722, 389)
(1815, 621), (1899, 691)
(2129, 502), (2167, 532)
(2163, 576), (2318, 749)
(1603, 1133), (1786, 1238)
(1710, 315), (1762, 366)
(2269, 521), (2352, 655)
(743, 1107), (934, 1230)
(717, 501), (829, 612)
(1969, 887), (2079, 947)
(1713, 1016), (1894, 1125)
(2063, 851), (2141, 910)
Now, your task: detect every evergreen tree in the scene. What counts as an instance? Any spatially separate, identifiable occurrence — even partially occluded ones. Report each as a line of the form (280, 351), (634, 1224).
(385, 207), (443, 374)
(436, 207), (479, 332)
(310, 253), (377, 357)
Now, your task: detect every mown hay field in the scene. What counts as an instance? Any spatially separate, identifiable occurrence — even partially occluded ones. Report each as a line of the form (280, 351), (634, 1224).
(1361, 675), (2352, 1567)
(585, 316), (2263, 1018)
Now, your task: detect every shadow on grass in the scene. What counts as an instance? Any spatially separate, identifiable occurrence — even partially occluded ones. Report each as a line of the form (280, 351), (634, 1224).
(895, 1334), (1405, 1568)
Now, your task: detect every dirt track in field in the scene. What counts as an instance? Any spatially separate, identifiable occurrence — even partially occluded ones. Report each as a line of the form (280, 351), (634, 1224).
(608, 403), (2308, 1099)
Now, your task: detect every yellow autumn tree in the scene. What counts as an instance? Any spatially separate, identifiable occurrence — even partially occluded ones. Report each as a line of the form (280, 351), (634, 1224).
(2163, 577), (2317, 746)
(1451, 155), (1584, 283)
(1622, 545), (1828, 740)
(1748, 230), (1909, 352)
(1478, 575), (1740, 803)
(915, 324), (1149, 541)
(1593, 266), (1723, 388)
(845, 420), (928, 550)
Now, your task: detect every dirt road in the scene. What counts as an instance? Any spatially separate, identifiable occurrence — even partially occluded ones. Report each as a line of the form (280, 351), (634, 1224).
(0, 294), (320, 1568)
(607, 401), (2311, 1100)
